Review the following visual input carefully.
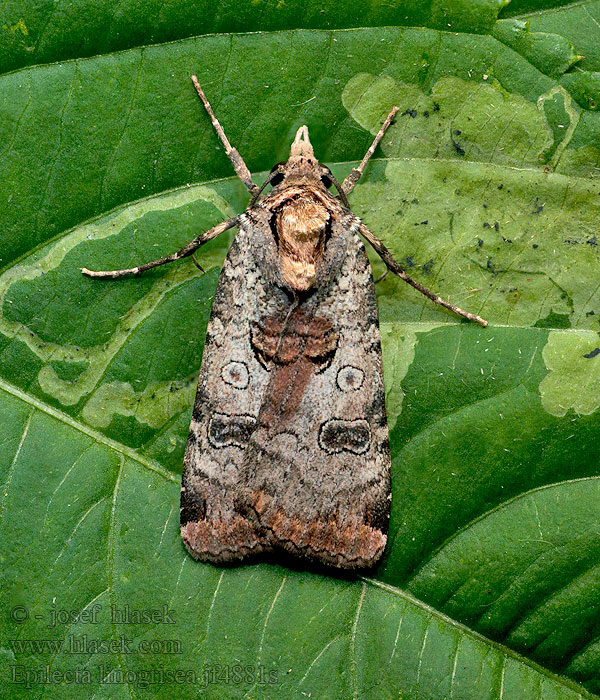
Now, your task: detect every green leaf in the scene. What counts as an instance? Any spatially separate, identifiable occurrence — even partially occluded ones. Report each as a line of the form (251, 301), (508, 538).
(492, 19), (581, 79)
(562, 73), (600, 111)
(3, 2), (600, 698)
(0, 380), (594, 699)
(503, 1), (600, 72)
(407, 477), (600, 690)
(0, 0), (510, 73)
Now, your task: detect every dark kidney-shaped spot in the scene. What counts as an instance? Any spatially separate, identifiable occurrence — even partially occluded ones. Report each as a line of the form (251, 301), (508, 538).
(208, 413), (257, 449)
(318, 418), (371, 455)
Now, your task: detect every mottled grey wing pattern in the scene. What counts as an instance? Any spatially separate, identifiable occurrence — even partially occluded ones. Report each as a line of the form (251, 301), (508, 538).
(181, 212), (391, 568)
(237, 216), (391, 568)
(180, 212), (279, 562)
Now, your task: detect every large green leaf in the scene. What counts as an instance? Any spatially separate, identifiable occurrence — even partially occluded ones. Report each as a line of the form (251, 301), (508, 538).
(0, 0), (519, 73)
(0, 379), (595, 700)
(2, 1), (600, 697)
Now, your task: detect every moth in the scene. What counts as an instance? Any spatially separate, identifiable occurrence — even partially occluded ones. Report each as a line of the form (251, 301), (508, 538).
(83, 77), (487, 569)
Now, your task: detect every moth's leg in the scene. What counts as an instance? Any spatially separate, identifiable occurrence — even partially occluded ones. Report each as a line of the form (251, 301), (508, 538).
(342, 105), (399, 196)
(191, 76), (259, 197)
(359, 223), (488, 327)
(81, 216), (238, 279)
(374, 268), (389, 284)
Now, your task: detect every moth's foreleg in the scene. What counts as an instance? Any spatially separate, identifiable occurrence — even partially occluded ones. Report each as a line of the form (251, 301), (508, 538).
(342, 105), (399, 196)
(374, 268), (389, 284)
(81, 216), (238, 279)
(191, 76), (259, 197)
(359, 223), (488, 327)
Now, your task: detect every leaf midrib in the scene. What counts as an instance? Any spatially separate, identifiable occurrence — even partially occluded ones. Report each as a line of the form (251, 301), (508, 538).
(0, 23), (577, 96)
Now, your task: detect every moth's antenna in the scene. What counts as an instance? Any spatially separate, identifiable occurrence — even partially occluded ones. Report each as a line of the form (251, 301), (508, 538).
(342, 106), (399, 196)
(191, 76), (259, 196)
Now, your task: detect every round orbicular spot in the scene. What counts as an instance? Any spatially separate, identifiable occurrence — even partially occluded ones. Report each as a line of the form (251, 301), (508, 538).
(221, 360), (249, 389)
(336, 365), (364, 392)
(318, 418), (371, 455)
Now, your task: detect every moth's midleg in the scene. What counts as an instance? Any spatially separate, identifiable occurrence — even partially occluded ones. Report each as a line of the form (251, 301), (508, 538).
(81, 216), (238, 279)
(359, 222), (488, 327)
(342, 105), (399, 196)
(191, 76), (259, 197)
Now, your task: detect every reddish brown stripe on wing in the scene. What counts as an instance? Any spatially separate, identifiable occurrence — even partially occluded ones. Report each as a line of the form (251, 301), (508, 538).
(252, 306), (338, 425)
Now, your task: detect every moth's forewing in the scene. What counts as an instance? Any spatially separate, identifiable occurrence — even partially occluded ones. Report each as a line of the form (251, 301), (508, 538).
(180, 214), (274, 563)
(237, 217), (391, 569)
(180, 209), (391, 569)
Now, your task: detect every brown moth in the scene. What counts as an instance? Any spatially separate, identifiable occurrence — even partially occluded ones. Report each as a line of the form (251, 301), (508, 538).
(83, 77), (487, 569)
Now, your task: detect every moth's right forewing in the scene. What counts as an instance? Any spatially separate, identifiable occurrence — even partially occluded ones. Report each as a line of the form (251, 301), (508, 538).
(237, 218), (391, 569)
(180, 213), (284, 563)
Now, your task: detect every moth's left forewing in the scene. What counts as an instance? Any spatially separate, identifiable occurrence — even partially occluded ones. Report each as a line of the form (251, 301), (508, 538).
(239, 216), (392, 569)
(180, 213), (285, 563)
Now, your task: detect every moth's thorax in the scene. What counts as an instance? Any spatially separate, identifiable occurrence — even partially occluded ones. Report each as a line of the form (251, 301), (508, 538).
(257, 125), (343, 292)
(276, 193), (330, 291)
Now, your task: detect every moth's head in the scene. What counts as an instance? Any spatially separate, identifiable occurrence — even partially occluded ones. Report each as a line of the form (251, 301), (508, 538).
(268, 125), (335, 192)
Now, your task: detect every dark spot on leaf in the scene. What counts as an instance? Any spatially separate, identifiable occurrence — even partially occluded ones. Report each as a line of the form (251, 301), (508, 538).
(483, 222), (491, 229)
(494, 221), (500, 231)
(587, 236), (597, 247)
(583, 348), (600, 359)
(483, 203), (488, 208)
(502, 237), (512, 243)
(486, 259), (496, 273)
(498, 184), (503, 190)
(422, 259), (434, 274)
(454, 129), (461, 135)
(532, 244), (539, 249)
(586, 310), (596, 316)
(404, 256), (415, 267)
(423, 110), (429, 118)
(402, 108), (417, 118)
(433, 103), (440, 112)
(478, 238), (484, 247)
(534, 310), (571, 329)
(452, 137), (465, 155)
(396, 209), (403, 216)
